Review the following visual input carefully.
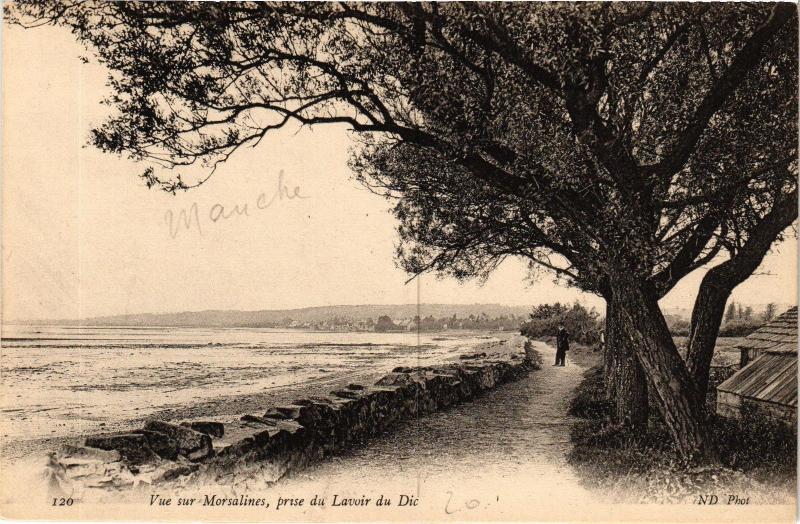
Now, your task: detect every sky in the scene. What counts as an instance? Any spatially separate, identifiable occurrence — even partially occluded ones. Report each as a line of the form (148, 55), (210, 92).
(2, 25), (797, 321)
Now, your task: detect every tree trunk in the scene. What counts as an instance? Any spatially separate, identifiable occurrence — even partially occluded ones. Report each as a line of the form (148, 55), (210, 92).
(685, 273), (731, 402)
(604, 296), (648, 428)
(685, 189), (798, 399)
(611, 277), (714, 462)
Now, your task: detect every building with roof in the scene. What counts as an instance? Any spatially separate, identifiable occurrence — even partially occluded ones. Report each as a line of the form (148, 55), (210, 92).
(716, 307), (797, 425)
(738, 306), (797, 367)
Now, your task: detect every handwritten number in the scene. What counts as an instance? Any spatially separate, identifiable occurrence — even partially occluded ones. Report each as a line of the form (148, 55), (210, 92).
(445, 492), (484, 514)
(444, 491), (455, 514)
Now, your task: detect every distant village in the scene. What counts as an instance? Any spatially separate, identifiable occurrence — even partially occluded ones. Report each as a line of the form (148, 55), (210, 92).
(278, 300), (787, 335)
(283, 313), (524, 332)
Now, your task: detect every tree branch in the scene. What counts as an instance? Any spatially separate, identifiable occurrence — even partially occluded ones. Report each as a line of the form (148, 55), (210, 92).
(649, 3), (795, 177)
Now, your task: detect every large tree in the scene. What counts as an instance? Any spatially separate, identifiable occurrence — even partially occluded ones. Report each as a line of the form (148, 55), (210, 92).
(7, 1), (797, 460)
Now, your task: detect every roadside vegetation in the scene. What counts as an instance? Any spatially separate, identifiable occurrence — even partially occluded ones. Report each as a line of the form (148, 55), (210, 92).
(520, 302), (602, 345)
(566, 355), (796, 503)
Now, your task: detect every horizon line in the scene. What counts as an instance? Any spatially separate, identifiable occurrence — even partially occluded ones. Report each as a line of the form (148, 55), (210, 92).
(2, 301), (581, 325)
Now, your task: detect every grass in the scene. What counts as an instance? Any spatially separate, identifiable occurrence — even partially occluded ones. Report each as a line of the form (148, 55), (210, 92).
(566, 362), (797, 503)
(567, 364), (610, 419)
(523, 339), (544, 370)
(674, 336), (745, 367)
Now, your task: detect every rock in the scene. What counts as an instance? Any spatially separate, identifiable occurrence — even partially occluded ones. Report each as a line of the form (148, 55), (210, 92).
(459, 352), (487, 360)
(152, 463), (200, 483)
(363, 386), (404, 431)
(59, 445), (121, 464)
(326, 395), (366, 444)
(423, 373), (462, 408)
(267, 405), (304, 419)
(375, 371), (425, 388)
(263, 408), (291, 420)
(264, 422), (308, 453)
(135, 429), (179, 460)
(181, 421), (224, 438)
(465, 365), (499, 389)
(276, 420), (307, 440)
(215, 437), (255, 461)
(143, 421), (213, 461)
(85, 433), (160, 465)
(450, 367), (480, 400)
(292, 399), (341, 454)
(241, 414), (275, 426)
(252, 429), (273, 448)
(331, 389), (364, 400)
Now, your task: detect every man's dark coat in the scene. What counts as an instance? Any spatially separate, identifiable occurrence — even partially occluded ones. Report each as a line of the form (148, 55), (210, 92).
(556, 328), (570, 352)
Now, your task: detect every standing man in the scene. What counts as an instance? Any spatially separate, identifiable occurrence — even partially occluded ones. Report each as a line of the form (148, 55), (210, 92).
(555, 323), (569, 366)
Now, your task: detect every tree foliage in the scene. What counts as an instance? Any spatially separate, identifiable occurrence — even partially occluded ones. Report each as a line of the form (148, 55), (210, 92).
(724, 302), (737, 323)
(520, 302), (601, 344)
(6, 2), (796, 288)
(763, 302), (777, 321)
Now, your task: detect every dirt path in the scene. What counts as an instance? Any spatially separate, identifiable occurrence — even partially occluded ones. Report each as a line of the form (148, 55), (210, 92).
(270, 340), (597, 521)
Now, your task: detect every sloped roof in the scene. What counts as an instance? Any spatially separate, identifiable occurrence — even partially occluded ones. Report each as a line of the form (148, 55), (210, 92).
(736, 306), (797, 354)
(718, 352), (797, 407)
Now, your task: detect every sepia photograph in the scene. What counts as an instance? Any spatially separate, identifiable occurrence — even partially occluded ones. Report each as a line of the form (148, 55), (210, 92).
(1, 1), (797, 522)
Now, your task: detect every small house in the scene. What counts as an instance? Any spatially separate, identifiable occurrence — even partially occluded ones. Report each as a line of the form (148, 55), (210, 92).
(716, 307), (797, 425)
(737, 306), (797, 367)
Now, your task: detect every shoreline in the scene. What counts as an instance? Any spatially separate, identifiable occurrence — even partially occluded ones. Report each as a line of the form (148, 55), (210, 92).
(0, 332), (521, 463)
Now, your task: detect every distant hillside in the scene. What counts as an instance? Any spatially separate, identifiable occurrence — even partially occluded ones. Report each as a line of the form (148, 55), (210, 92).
(69, 304), (534, 328)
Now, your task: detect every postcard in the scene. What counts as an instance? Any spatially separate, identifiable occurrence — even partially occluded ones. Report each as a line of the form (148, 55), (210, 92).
(2, 2), (797, 522)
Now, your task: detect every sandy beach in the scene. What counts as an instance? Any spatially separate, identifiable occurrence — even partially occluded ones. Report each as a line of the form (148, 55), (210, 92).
(0, 326), (518, 462)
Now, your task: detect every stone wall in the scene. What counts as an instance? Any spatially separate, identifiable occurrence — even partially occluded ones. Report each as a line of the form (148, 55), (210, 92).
(47, 353), (532, 495)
